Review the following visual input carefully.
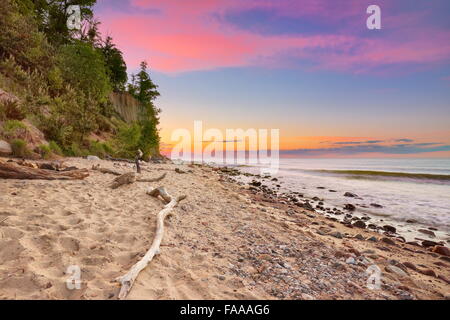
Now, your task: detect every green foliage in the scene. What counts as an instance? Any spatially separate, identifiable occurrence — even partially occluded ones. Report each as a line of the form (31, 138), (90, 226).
(37, 143), (52, 159)
(65, 142), (89, 157)
(10, 138), (30, 158)
(0, 100), (25, 120)
(0, 0), (161, 159)
(57, 41), (111, 103)
(48, 140), (63, 155)
(47, 66), (64, 94)
(31, 0), (97, 45)
(1, 119), (28, 140)
(114, 123), (142, 158)
(113, 120), (160, 160)
(88, 140), (113, 158)
(101, 37), (127, 92)
(129, 61), (160, 106)
(138, 118), (160, 159)
(0, 0), (54, 72)
(126, 61), (162, 158)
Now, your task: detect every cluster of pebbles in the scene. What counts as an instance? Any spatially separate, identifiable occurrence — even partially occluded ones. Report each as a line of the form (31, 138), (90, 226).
(212, 166), (450, 300)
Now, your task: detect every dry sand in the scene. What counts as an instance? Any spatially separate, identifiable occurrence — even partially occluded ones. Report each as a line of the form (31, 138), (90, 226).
(0, 157), (449, 300)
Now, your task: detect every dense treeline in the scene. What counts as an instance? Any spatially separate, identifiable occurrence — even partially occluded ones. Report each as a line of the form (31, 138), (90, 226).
(0, 0), (161, 160)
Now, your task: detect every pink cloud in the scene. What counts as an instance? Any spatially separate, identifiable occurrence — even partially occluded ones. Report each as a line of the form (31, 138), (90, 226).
(96, 0), (450, 73)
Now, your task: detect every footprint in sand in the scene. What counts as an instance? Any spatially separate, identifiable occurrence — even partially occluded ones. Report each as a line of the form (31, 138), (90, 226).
(0, 239), (25, 264)
(67, 218), (84, 226)
(1, 227), (24, 240)
(30, 234), (54, 254)
(59, 237), (80, 252)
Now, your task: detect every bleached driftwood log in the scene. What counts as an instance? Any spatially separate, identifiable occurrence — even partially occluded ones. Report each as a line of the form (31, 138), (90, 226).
(109, 172), (167, 189)
(92, 164), (123, 176)
(110, 172), (136, 189)
(116, 187), (186, 299)
(136, 172), (167, 183)
(0, 160), (89, 180)
(105, 155), (136, 164)
(135, 149), (143, 174)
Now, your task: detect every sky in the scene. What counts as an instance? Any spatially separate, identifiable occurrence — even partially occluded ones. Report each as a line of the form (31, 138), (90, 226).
(94, 0), (450, 158)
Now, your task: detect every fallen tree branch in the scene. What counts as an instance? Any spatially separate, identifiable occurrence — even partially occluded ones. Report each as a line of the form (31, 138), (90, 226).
(110, 172), (136, 189)
(105, 155), (143, 164)
(110, 172), (167, 188)
(92, 164), (123, 176)
(136, 172), (167, 183)
(116, 187), (186, 299)
(0, 160), (89, 180)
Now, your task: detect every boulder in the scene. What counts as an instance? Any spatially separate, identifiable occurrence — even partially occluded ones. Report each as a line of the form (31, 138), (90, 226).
(250, 180), (262, 187)
(22, 119), (47, 149)
(403, 262), (417, 271)
(383, 225), (396, 233)
(352, 220), (366, 229)
(385, 265), (408, 278)
(381, 237), (396, 246)
(87, 155), (101, 161)
(422, 240), (439, 248)
(344, 192), (358, 198)
(417, 268), (437, 277)
(0, 140), (12, 156)
(418, 229), (436, 237)
(433, 246), (450, 257)
(438, 275), (450, 284)
(344, 204), (356, 211)
(330, 231), (343, 239)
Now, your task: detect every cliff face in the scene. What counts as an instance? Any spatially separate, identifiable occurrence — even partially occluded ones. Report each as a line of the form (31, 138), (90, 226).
(109, 92), (145, 123)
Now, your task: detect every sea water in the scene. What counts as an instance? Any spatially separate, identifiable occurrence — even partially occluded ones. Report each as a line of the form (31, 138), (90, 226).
(242, 158), (450, 232)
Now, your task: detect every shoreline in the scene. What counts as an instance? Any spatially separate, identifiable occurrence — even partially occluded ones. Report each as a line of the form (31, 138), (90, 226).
(0, 157), (449, 300)
(217, 164), (450, 245)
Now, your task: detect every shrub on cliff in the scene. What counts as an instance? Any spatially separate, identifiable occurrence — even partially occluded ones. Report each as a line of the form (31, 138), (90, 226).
(37, 144), (52, 159)
(0, 100), (25, 120)
(1, 119), (28, 140)
(10, 138), (30, 158)
(48, 140), (63, 156)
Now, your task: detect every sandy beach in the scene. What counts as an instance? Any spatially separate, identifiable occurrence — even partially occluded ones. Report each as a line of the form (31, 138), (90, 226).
(0, 157), (448, 300)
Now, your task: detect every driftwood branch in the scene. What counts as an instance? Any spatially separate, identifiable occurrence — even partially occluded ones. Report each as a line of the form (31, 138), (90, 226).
(135, 149), (143, 174)
(136, 172), (167, 183)
(105, 155), (136, 164)
(116, 187), (186, 299)
(110, 172), (136, 189)
(109, 172), (167, 189)
(91, 164), (123, 176)
(0, 161), (89, 180)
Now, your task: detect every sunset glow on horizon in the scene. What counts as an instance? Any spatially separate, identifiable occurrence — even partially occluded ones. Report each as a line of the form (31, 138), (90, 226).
(95, 0), (450, 158)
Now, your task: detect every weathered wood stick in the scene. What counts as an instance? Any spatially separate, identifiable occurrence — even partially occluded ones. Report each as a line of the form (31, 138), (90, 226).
(0, 161), (89, 180)
(135, 149), (143, 174)
(116, 187), (186, 299)
(91, 164), (123, 176)
(110, 172), (136, 189)
(109, 172), (167, 188)
(136, 172), (167, 183)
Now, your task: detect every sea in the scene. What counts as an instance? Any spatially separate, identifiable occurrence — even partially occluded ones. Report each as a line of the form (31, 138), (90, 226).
(232, 158), (450, 237)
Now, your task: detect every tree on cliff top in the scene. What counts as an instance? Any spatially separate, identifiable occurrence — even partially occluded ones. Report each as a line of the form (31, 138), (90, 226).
(101, 36), (128, 92)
